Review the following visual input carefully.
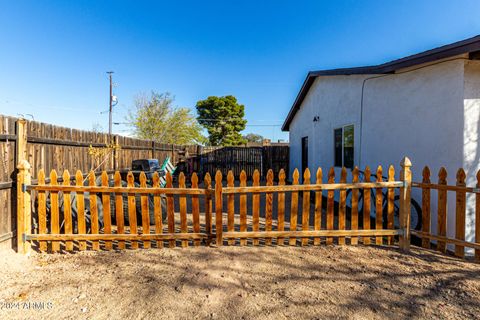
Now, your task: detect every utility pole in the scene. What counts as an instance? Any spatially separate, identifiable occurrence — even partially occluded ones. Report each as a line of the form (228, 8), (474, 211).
(107, 71), (114, 136)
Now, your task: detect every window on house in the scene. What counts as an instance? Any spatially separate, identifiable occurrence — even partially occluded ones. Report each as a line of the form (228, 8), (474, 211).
(333, 125), (354, 169)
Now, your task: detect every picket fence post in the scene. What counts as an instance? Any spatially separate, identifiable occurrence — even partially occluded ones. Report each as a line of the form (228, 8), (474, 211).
(17, 160), (31, 254)
(399, 157), (412, 251)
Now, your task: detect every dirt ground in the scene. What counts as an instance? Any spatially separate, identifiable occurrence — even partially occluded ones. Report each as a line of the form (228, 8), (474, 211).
(1, 245), (480, 320)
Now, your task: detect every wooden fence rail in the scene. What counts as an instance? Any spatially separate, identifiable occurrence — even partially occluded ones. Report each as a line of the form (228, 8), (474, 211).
(17, 157), (412, 254)
(412, 166), (480, 261)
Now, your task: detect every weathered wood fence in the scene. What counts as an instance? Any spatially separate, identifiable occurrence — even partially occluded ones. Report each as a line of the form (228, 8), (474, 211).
(0, 115), (288, 249)
(412, 166), (480, 261)
(16, 158), (413, 254)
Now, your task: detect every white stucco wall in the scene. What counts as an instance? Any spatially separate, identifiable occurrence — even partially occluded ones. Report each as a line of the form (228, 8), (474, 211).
(361, 58), (466, 244)
(289, 74), (372, 181)
(288, 56), (480, 246)
(463, 59), (480, 243)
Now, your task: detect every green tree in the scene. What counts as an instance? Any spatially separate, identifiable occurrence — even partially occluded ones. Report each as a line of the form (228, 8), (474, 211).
(127, 92), (205, 144)
(243, 133), (263, 143)
(196, 95), (247, 146)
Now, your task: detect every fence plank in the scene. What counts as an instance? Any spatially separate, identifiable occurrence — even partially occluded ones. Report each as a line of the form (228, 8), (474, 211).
(179, 172), (188, 247)
(301, 168), (311, 246)
(252, 170), (260, 246)
(289, 169), (299, 246)
(399, 158), (412, 251)
(266, 169), (274, 245)
(375, 166), (383, 245)
(152, 172), (163, 248)
(50, 170), (60, 252)
(88, 171), (99, 250)
(166, 172), (175, 248)
(437, 167), (447, 253)
(351, 167), (359, 245)
(215, 170), (223, 246)
(38, 169), (47, 252)
(77, 173), (88, 251)
(204, 173), (212, 246)
(140, 172), (151, 249)
(455, 168), (466, 258)
(101, 171), (112, 250)
(277, 169), (286, 246)
(62, 170), (73, 251)
(326, 168), (335, 245)
(127, 172), (138, 249)
(363, 167), (371, 245)
(476, 170), (480, 262)
(387, 166), (395, 245)
(114, 171), (125, 249)
(239, 170), (247, 246)
(191, 173), (200, 247)
(338, 167), (347, 245)
(227, 170), (235, 245)
(421, 166), (431, 249)
(313, 168), (322, 246)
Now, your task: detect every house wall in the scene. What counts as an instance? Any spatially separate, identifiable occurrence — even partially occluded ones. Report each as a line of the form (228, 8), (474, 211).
(288, 74), (372, 181)
(288, 56), (480, 247)
(361, 59), (466, 240)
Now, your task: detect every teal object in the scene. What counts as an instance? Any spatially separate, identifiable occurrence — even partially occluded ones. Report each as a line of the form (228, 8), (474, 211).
(159, 156), (176, 187)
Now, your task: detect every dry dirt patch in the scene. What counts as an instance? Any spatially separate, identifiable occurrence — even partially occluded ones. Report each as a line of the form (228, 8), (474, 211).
(1, 246), (480, 319)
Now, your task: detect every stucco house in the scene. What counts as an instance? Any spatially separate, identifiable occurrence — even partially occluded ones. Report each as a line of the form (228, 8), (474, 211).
(282, 35), (480, 245)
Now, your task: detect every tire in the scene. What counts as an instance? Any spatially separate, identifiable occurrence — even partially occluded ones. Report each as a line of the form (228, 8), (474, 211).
(346, 189), (422, 231)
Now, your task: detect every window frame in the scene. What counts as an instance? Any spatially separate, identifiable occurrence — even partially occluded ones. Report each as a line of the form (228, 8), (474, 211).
(333, 124), (354, 169)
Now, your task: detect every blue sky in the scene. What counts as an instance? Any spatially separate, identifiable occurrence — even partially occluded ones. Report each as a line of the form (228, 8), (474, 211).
(1, 1), (480, 142)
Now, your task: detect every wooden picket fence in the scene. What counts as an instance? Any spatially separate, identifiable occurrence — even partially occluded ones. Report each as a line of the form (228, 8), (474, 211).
(16, 158), (413, 254)
(412, 166), (480, 261)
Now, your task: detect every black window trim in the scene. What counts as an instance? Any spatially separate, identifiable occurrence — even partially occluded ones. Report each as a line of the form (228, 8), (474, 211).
(333, 124), (354, 169)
